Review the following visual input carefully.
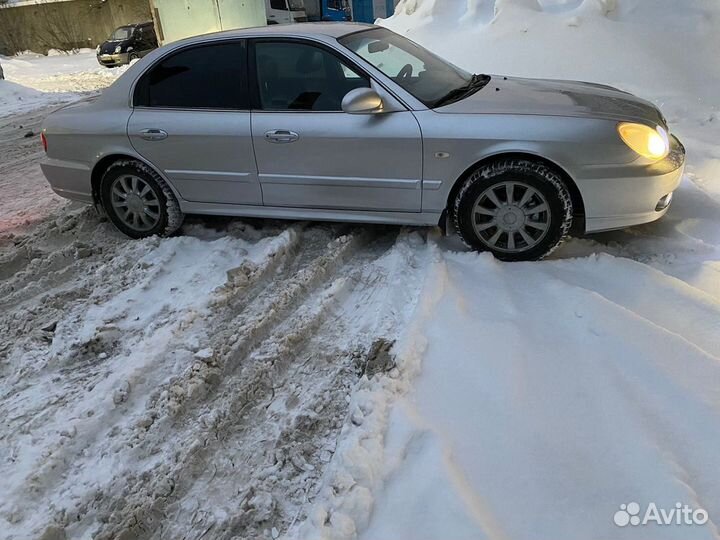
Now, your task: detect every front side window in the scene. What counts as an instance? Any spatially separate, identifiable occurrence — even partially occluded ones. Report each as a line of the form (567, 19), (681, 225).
(269, 0), (287, 9)
(254, 41), (369, 111)
(339, 27), (475, 107)
(134, 42), (246, 109)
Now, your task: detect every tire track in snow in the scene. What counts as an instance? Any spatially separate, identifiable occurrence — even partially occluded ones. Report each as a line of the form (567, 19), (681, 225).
(2, 207), (430, 540)
(0, 214), (305, 538)
(84, 228), (409, 540)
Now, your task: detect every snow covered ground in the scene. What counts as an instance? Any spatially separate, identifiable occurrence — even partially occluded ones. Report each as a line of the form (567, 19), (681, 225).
(1, 1), (720, 539)
(0, 50), (129, 117)
(0, 50), (129, 233)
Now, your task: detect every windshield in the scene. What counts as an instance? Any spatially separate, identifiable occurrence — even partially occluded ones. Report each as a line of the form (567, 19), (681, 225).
(339, 28), (474, 107)
(110, 27), (132, 41)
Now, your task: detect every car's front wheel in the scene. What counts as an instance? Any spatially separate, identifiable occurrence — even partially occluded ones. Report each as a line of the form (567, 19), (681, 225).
(453, 159), (573, 261)
(100, 160), (184, 239)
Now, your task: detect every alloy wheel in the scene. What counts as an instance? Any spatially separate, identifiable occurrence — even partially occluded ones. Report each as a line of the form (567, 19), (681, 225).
(110, 174), (161, 232)
(471, 180), (551, 253)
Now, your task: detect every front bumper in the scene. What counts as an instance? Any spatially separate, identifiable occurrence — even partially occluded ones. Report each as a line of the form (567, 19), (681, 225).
(97, 52), (130, 67)
(582, 134), (686, 233)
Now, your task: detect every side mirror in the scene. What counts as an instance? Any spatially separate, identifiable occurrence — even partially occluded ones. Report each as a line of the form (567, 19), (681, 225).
(341, 88), (384, 114)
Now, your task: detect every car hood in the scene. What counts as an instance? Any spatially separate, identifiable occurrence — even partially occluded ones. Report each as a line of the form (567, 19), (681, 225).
(435, 76), (665, 126)
(99, 40), (129, 54)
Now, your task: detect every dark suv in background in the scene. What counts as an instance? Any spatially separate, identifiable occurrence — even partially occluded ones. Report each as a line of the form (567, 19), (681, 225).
(97, 22), (158, 67)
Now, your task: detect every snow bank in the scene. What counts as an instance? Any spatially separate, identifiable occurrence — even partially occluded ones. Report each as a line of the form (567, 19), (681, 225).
(0, 50), (128, 117)
(0, 79), (67, 118)
(0, 79), (44, 109)
(361, 250), (720, 540)
(384, 0), (717, 91)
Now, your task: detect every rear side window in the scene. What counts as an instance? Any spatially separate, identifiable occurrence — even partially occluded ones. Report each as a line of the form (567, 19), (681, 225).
(134, 42), (247, 109)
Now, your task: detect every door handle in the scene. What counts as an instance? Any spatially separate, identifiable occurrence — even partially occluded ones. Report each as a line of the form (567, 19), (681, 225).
(139, 128), (168, 141)
(264, 130), (299, 144)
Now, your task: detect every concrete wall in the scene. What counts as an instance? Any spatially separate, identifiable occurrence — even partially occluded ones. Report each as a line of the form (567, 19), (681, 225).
(149, 0), (266, 44)
(0, 0), (152, 55)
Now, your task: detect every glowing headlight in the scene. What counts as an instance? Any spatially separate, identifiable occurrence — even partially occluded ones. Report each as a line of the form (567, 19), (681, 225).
(114, 45), (122, 54)
(617, 122), (670, 160)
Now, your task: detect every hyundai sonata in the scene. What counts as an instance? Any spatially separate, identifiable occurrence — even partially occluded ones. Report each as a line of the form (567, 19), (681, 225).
(40, 23), (685, 261)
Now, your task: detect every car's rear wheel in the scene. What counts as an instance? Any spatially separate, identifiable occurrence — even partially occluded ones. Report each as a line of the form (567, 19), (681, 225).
(100, 160), (184, 239)
(453, 159), (573, 261)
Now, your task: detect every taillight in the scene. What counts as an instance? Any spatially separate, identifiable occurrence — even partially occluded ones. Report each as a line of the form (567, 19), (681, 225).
(40, 132), (48, 153)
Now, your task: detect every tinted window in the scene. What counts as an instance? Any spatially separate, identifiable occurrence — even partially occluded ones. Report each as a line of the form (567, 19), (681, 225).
(254, 41), (369, 111)
(269, 0), (286, 9)
(135, 42), (246, 109)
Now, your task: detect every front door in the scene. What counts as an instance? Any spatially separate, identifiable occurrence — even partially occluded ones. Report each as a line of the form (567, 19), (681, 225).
(128, 40), (262, 206)
(250, 39), (422, 212)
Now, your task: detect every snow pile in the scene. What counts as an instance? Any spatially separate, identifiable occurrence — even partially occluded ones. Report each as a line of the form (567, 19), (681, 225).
(0, 79), (49, 117)
(46, 47), (96, 57)
(360, 251), (720, 540)
(290, 1), (720, 539)
(0, 50), (129, 116)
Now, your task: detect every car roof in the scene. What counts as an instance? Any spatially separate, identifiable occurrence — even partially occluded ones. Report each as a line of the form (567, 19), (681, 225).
(117, 22), (152, 28)
(180, 22), (377, 43)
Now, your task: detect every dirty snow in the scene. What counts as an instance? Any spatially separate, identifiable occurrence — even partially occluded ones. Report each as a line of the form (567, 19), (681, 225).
(1, 1), (720, 539)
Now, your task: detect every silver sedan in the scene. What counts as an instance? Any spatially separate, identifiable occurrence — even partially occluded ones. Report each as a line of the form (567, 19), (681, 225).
(40, 23), (685, 261)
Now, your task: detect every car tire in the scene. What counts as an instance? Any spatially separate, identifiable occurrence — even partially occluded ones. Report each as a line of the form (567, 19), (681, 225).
(100, 160), (184, 239)
(453, 159), (573, 261)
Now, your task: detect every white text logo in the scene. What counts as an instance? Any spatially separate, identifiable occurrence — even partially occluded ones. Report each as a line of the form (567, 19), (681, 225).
(613, 502), (709, 527)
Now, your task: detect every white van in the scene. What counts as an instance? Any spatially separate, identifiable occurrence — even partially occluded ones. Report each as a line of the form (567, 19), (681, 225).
(265, 0), (308, 24)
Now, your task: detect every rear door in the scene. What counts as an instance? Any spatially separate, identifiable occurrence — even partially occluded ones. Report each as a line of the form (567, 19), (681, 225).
(128, 40), (262, 206)
(250, 39), (422, 212)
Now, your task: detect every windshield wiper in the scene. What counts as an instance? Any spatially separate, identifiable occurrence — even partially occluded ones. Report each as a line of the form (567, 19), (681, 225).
(432, 74), (491, 108)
